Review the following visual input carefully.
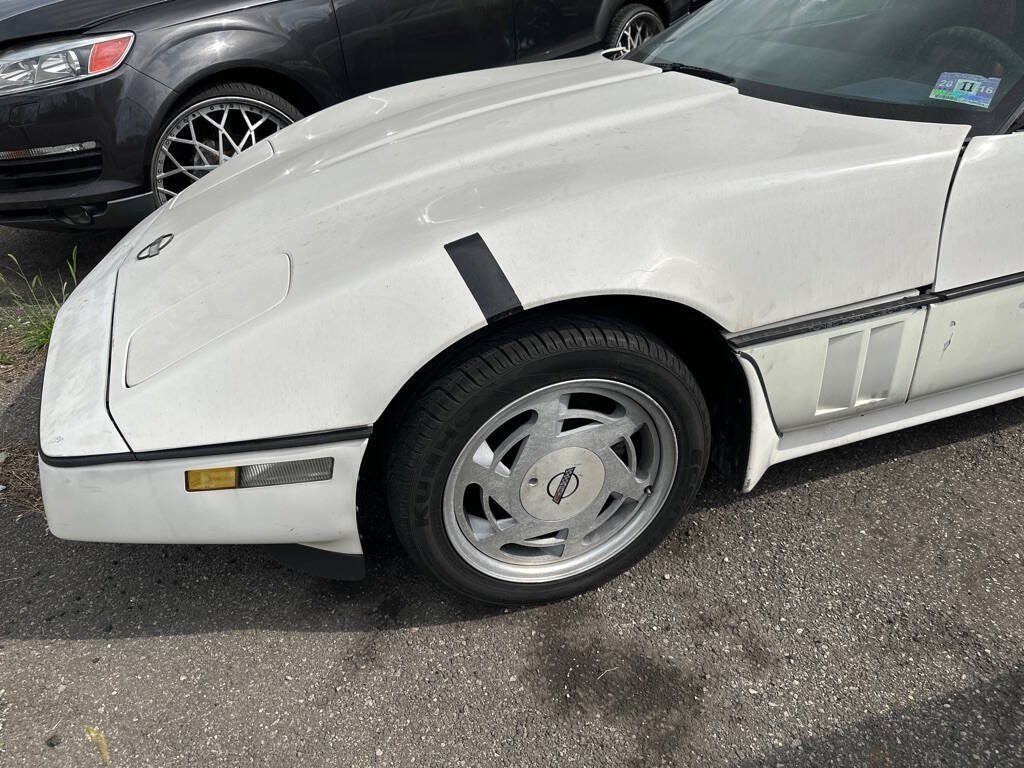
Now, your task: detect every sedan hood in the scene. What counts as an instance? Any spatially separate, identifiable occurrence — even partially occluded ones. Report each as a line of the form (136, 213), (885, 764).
(0, 0), (171, 42)
(107, 53), (969, 451)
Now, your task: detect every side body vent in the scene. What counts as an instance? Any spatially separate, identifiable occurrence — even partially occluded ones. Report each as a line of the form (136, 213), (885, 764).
(817, 321), (905, 416)
(743, 309), (927, 432)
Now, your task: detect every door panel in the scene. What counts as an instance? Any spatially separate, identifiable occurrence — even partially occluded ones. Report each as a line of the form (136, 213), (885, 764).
(910, 284), (1024, 399)
(516, 0), (603, 63)
(912, 132), (1024, 399)
(934, 133), (1024, 290)
(334, 0), (516, 95)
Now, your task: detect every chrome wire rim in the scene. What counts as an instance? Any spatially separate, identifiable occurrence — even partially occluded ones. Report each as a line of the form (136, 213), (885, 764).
(153, 97), (292, 204)
(443, 379), (678, 584)
(615, 11), (663, 56)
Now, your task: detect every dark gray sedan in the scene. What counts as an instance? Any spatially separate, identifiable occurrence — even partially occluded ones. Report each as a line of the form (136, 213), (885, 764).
(0, 0), (696, 230)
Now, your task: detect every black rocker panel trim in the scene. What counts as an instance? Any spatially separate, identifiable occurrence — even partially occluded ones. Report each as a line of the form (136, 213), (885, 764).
(445, 233), (523, 323)
(39, 425), (373, 468)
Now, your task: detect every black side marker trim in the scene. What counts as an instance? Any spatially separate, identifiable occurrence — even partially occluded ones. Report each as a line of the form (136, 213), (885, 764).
(445, 233), (522, 323)
(39, 425), (373, 468)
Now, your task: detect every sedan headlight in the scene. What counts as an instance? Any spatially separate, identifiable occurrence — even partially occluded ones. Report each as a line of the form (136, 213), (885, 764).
(0, 33), (134, 96)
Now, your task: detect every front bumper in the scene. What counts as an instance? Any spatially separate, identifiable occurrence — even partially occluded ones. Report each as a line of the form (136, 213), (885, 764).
(0, 64), (174, 229)
(39, 437), (368, 552)
(38, 215), (369, 563)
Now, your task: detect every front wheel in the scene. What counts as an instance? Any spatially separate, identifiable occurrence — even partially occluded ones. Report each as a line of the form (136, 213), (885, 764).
(605, 4), (666, 58)
(150, 82), (302, 205)
(386, 316), (710, 604)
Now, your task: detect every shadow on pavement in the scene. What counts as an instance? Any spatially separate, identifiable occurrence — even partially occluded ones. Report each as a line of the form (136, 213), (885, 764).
(737, 667), (1024, 767)
(1, 485), (509, 641)
(706, 395), (1024, 510)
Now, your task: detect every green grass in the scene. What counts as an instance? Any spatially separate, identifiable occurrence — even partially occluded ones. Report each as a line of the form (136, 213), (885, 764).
(0, 352), (12, 365)
(0, 248), (78, 351)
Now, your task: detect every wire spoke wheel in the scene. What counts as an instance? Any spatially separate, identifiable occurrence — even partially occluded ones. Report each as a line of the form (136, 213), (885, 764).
(153, 97), (293, 204)
(443, 379), (678, 584)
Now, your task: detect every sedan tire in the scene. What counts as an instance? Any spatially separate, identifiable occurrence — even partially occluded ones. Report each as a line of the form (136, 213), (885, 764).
(150, 82), (303, 205)
(605, 4), (666, 57)
(386, 315), (710, 605)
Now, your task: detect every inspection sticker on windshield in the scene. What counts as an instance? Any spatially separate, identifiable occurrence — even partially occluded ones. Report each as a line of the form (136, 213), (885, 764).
(930, 72), (1001, 108)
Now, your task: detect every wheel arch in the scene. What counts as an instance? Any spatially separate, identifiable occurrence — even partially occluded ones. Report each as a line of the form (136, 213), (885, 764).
(596, 0), (673, 41)
(650, 0), (674, 24)
(357, 294), (752, 524)
(143, 64), (325, 188)
(169, 65), (325, 117)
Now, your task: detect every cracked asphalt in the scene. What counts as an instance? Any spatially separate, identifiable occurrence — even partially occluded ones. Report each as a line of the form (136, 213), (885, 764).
(1, 227), (1023, 767)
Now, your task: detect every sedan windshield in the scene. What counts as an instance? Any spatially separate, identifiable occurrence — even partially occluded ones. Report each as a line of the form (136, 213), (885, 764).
(632, 0), (1024, 129)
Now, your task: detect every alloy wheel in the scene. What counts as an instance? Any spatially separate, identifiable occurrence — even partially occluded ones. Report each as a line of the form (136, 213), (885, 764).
(153, 97), (293, 203)
(615, 11), (663, 56)
(443, 379), (678, 583)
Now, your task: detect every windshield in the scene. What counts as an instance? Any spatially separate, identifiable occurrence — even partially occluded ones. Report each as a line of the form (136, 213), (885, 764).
(631, 0), (1024, 131)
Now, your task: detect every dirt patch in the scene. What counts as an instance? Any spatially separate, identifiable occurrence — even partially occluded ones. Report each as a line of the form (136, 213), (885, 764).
(0, 312), (46, 518)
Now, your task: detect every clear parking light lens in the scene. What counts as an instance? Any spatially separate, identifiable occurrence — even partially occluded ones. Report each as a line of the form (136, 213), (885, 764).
(0, 33), (133, 96)
(238, 458), (335, 488)
(185, 457), (334, 492)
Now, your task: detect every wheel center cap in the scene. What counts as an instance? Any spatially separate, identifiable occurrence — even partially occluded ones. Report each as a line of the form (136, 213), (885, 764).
(520, 446), (606, 522)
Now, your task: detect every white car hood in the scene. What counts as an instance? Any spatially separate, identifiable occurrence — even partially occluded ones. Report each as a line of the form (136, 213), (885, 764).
(106, 53), (969, 451)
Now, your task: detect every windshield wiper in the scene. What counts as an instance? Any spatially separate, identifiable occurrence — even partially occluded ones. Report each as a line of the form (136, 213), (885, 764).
(653, 62), (735, 85)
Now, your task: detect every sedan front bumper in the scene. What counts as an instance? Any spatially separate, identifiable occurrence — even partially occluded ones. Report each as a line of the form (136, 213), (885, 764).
(0, 64), (174, 229)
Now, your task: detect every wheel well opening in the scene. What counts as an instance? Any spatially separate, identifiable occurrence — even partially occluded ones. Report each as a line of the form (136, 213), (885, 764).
(619, 0), (673, 25)
(356, 296), (752, 536)
(652, 1), (674, 25)
(145, 67), (323, 191)
(177, 68), (323, 117)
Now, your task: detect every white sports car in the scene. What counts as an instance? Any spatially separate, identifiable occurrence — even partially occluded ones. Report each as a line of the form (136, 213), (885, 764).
(39, 0), (1024, 604)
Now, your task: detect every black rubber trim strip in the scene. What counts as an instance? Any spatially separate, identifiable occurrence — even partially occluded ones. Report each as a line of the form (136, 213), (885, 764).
(933, 140), (970, 287)
(730, 295), (937, 348)
(264, 545), (366, 581)
(39, 425), (373, 468)
(940, 269), (1024, 300)
(737, 351), (782, 438)
(445, 233), (522, 323)
(731, 269), (1024, 349)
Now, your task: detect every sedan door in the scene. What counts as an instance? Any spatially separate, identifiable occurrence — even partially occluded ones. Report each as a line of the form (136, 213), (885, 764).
(909, 129), (1024, 400)
(515, 0), (603, 62)
(333, 0), (517, 94)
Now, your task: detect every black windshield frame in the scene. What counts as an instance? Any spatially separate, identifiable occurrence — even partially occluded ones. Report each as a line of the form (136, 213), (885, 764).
(629, 4), (1024, 136)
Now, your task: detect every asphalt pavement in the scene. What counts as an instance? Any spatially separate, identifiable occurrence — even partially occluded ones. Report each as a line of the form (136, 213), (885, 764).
(1, 226), (1022, 767)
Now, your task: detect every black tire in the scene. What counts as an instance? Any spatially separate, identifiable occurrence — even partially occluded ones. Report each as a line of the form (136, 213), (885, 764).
(386, 315), (710, 605)
(150, 82), (303, 205)
(605, 3), (665, 57)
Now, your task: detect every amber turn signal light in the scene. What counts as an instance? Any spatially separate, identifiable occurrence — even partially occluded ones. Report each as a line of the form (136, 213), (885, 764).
(185, 467), (239, 492)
